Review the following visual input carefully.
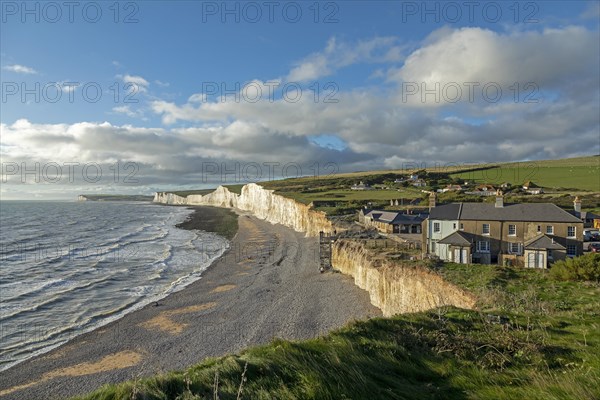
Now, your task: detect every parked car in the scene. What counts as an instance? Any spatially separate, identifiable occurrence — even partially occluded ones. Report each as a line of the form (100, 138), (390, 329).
(588, 243), (600, 253)
(583, 229), (600, 242)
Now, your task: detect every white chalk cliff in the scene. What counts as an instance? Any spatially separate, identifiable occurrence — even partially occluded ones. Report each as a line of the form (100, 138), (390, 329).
(332, 239), (477, 316)
(153, 183), (333, 237)
(154, 183), (476, 316)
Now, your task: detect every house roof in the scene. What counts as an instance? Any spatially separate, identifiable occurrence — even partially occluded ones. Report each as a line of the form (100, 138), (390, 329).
(524, 234), (566, 250)
(438, 231), (474, 246)
(571, 210), (600, 220)
(364, 210), (426, 225)
(475, 184), (495, 191)
(429, 203), (582, 223)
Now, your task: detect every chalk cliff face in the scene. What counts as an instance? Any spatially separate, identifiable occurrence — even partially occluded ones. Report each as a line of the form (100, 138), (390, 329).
(155, 184), (475, 315)
(153, 183), (332, 237)
(332, 239), (476, 317)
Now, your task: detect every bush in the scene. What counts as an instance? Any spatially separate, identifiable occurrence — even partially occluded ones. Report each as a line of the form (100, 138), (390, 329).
(550, 253), (600, 282)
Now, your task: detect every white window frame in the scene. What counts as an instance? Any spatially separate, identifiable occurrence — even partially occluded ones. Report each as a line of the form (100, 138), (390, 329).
(567, 226), (576, 238)
(537, 225), (542, 233)
(566, 245), (577, 257)
(477, 241), (490, 253)
(433, 222), (440, 233)
(546, 225), (554, 235)
(508, 242), (522, 255)
(508, 224), (516, 236)
(482, 223), (490, 235)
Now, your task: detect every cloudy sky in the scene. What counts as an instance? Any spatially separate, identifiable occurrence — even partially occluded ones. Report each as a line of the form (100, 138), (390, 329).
(1, 1), (599, 199)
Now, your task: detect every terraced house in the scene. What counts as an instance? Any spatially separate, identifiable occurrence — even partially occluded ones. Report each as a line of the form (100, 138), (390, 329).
(423, 192), (583, 268)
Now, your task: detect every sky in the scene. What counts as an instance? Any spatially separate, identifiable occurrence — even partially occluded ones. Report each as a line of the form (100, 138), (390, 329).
(1, 0), (599, 199)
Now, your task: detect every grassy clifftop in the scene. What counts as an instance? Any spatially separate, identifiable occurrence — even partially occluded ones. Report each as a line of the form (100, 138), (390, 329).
(75, 264), (599, 400)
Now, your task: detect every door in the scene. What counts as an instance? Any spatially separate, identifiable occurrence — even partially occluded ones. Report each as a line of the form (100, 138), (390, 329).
(461, 249), (468, 264)
(454, 248), (467, 264)
(527, 251), (546, 268)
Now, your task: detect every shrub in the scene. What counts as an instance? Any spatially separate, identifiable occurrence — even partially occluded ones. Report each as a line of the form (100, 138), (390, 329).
(550, 253), (600, 282)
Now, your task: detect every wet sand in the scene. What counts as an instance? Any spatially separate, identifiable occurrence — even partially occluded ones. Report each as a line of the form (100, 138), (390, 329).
(0, 209), (380, 399)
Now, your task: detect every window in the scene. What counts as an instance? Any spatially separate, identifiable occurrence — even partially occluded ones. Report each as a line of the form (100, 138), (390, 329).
(482, 223), (490, 235)
(508, 224), (516, 236)
(477, 241), (490, 253)
(453, 223), (457, 230)
(567, 245), (577, 257)
(547, 250), (553, 260)
(460, 223), (464, 230)
(433, 222), (440, 233)
(508, 242), (522, 255)
(567, 226), (576, 238)
(546, 225), (554, 235)
(537, 225), (541, 233)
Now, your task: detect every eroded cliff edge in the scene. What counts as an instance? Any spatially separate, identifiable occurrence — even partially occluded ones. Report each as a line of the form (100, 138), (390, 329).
(154, 184), (476, 316)
(154, 183), (332, 237)
(332, 239), (477, 316)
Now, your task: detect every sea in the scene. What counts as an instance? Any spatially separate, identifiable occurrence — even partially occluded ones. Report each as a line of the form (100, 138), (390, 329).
(0, 201), (229, 371)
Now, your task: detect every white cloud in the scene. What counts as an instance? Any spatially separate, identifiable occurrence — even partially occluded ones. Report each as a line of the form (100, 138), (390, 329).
(118, 74), (150, 92)
(154, 80), (170, 87)
(389, 26), (599, 106)
(112, 105), (144, 118)
(287, 36), (406, 82)
(148, 26), (599, 166)
(3, 64), (37, 74)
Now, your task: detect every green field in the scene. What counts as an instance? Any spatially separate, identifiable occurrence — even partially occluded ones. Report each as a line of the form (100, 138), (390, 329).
(75, 260), (600, 400)
(271, 188), (423, 205)
(450, 156), (600, 192)
(169, 185), (245, 197)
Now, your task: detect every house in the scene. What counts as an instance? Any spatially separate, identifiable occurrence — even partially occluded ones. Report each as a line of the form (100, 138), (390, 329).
(423, 192), (583, 268)
(500, 182), (511, 189)
(465, 184), (496, 196)
(522, 181), (544, 193)
(351, 181), (374, 190)
(441, 184), (463, 192)
(359, 209), (425, 234)
(411, 179), (427, 187)
(570, 196), (600, 228)
(522, 181), (538, 190)
(525, 187), (544, 195)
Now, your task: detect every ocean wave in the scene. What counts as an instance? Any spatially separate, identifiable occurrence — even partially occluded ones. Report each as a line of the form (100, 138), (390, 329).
(0, 203), (229, 372)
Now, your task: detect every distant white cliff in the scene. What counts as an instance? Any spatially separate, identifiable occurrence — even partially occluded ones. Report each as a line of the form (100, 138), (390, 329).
(153, 183), (333, 237)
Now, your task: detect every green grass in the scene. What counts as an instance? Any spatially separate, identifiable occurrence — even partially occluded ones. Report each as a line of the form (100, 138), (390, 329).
(169, 189), (215, 197)
(75, 263), (600, 400)
(168, 185), (244, 198)
(450, 156), (600, 192)
(274, 188), (422, 205)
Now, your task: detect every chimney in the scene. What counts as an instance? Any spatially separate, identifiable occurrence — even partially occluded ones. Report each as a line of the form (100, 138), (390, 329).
(495, 190), (504, 208)
(573, 196), (581, 213)
(429, 192), (437, 211)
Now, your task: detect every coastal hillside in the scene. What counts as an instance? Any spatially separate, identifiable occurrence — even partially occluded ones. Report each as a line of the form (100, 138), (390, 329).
(75, 261), (600, 400)
(332, 239), (475, 316)
(154, 183), (333, 237)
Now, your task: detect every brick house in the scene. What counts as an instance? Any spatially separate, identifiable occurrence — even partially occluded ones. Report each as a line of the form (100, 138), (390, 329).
(423, 193), (583, 268)
(359, 209), (426, 234)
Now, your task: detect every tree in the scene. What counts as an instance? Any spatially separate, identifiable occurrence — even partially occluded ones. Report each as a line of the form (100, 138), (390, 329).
(550, 253), (600, 282)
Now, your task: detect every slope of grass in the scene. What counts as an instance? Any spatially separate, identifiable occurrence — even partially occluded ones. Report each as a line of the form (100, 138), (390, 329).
(450, 156), (600, 192)
(75, 264), (600, 400)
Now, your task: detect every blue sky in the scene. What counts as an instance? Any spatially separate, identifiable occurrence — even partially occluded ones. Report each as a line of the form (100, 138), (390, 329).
(1, 1), (599, 199)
